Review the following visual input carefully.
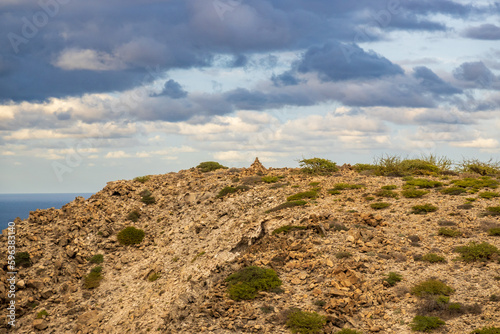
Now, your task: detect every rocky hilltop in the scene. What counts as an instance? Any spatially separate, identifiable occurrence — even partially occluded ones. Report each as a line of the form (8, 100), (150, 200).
(1, 158), (500, 334)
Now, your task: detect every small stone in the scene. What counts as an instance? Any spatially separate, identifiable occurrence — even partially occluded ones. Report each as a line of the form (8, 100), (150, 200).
(33, 319), (48, 330)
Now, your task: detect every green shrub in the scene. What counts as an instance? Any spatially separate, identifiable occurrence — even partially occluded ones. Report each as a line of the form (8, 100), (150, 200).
(299, 158), (338, 175)
(440, 187), (467, 195)
(216, 185), (249, 198)
(385, 272), (403, 286)
(402, 188), (429, 198)
(327, 189), (341, 195)
(117, 226), (145, 245)
(139, 189), (155, 205)
(459, 158), (500, 176)
(410, 315), (445, 332)
(488, 227), (500, 236)
(422, 253), (446, 263)
(272, 225), (307, 235)
(375, 189), (399, 198)
(471, 327), (500, 334)
(405, 179), (443, 188)
(127, 210), (140, 222)
(353, 163), (377, 173)
(287, 190), (318, 201)
(454, 242), (499, 262)
(148, 273), (161, 282)
(286, 308), (326, 334)
(36, 309), (48, 319)
(373, 155), (447, 176)
(191, 251), (205, 263)
(411, 279), (454, 297)
(479, 191), (500, 199)
(370, 202), (391, 210)
(89, 254), (104, 264)
(225, 266), (282, 301)
(309, 182), (320, 186)
(196, 161), (228, 173)
(133, 175), (150, 183)
(83, 266), (103, 289)
(452, 177), (499, 190)
(411, 204), (438, 214)
(266, 200), (307, 213)
(438, 228), (461, 238)
(484, 206), (500, 216)
(15, 252), (31, 267)
(262, 176), (279, 183)
(332, 183), (365, 190)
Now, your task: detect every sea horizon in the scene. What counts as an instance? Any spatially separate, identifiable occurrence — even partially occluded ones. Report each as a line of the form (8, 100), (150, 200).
(0, 193), (94, 231)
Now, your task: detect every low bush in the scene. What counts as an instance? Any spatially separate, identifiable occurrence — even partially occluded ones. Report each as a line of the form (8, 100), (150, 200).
(452, 177), (498, 190)
(117, 226), (145, 245)
(332, 183), (365, 190)
(402, 188), (429, 198)
(381, 184), (398, 190)
(484, 206), (500, 216)
(471, 327), (500, 334)
(226, 266), (282, 301)
(371, 202), (391, 210)
(410, 315), (445, 332)
(479, 191), (499, 199)
(36, 309), (48, 319)
(411, 204), (438, 214)
(458, 158), (500, 176)
(405, 179), (443, 188)
(262, 176), (280, 183)
(133, 175), (149, 183)
(83, 266), (103, 289)
(299, 158), (338, 175)
(286, 308), (326, 334)
(411, 279), (454, 297)
(438, 228), (461, 238)
(353, 163), (377, 173)
(266, 200), (307, 213)
(422, 253), (446, 263)
(440, 187), (467, 195)
(273, 225), (307, 235)
(148, 272), (161, 282)
(384, 272), (403, 286)
(139, 189), (155, 205)
(15, 252), (31, 267)
(287, 190), (318, 201)
(488, 227), (500, 236)
(217, 185), (249, 198)
(196, 161), (228, 173)
(89, 254), (104, 264)
(127, 210), (140, 222)
(327, 189), (341, 195)
(454, 242), (499, 262)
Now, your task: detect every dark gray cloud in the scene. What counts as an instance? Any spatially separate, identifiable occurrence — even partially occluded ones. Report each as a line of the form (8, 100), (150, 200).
(463, 24), (500, 40)
(413, 66), (462, 95)
(296, 42), (404, 81)
(271, 71), (302, 87)
(154, 80), (188, 99)
(453, 61), (497, 89)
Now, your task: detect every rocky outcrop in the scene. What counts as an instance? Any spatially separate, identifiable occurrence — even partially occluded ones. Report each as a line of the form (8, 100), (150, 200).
(1, 162), (499, 333)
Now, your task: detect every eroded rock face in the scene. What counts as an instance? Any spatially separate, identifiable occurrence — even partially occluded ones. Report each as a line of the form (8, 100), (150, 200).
(1, 163), (499, 333)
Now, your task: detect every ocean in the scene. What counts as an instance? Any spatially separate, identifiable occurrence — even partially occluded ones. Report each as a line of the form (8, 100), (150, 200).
(0, 193), (93, 231)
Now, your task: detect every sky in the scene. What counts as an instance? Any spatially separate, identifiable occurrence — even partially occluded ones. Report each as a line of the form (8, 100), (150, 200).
(1, 0), (500, 193)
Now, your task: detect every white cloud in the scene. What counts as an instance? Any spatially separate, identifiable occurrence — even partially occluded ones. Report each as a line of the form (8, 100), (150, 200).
(105, 151), (131, 158)
(53, 49), (126, 71)
(451, 138), (499, 148)
(1, 151), (15, 156)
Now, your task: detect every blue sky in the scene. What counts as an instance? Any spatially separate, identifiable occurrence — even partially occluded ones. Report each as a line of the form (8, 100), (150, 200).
(1, 0), (500, 193)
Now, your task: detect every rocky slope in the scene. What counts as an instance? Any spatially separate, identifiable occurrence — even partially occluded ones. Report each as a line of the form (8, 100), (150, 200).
(1, 160), (500, 333)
